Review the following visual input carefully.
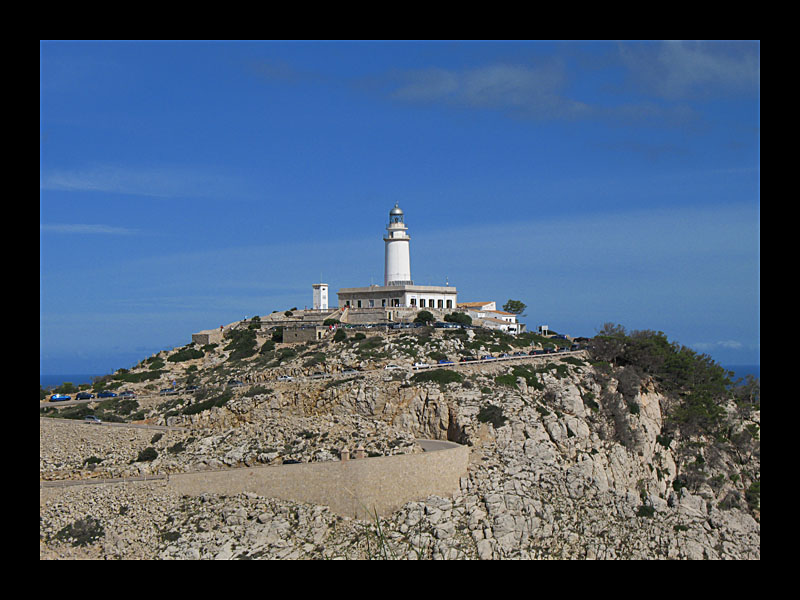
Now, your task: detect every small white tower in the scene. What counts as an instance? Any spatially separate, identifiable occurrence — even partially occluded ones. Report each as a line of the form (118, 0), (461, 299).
(384, 203), (413, 286)
(312, 283), (328, 310)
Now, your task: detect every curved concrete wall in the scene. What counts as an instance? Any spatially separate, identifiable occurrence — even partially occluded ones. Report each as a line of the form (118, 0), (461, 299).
(167, 440), (469, 520)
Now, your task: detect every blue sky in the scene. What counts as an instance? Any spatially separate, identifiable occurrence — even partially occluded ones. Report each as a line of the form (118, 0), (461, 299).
(40, 40), (760, 375)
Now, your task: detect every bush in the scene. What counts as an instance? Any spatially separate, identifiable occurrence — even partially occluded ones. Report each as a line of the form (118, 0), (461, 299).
(136, 447), (158, 462)
(444, 312), (472, 325)
(168, 347), (204, 362)
(477, 404), (507, 428)
(636, 505), (655, 518)
(495, 374), (518, 387)
(54, 517), (105, 547)
(414, 310), (434, 324)
(411, 369), (463, 385)
(225, 329), (258, 361)
(333, 328), (347, 342)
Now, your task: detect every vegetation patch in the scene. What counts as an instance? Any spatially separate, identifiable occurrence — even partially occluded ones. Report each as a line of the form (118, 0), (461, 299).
(411, 369), (463, 385)
(168, 346), (204, 362)
(54, 517), (105, 547)
(477, 404), (508, 428)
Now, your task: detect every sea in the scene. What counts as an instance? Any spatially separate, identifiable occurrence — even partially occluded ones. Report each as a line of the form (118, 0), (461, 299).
(40, 373), (104, 389)
(724, 364), (760, 382)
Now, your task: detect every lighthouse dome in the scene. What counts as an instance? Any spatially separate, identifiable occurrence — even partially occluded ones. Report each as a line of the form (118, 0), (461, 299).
(389, 203), (404, 216)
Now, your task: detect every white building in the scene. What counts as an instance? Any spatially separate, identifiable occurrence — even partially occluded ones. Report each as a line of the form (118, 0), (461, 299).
(337, 204), (457, 313)
(457, 302), (524, 334)
(312, 283), (328, 310)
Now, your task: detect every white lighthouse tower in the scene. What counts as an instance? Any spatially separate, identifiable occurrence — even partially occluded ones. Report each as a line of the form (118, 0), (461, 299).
(384, 203), (413, 286)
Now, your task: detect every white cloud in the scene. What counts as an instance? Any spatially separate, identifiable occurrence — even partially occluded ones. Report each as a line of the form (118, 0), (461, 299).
(39, 163), (248, 200)
(618, 41), (760, 100)
(40, 223), (140, 235)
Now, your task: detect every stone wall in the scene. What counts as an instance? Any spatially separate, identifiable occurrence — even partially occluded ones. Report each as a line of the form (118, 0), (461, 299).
(192, 329), (224, 345)
(167, 440), (469, 520)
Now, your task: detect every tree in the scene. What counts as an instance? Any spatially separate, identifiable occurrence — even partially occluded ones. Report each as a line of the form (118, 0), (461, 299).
(414, 310), (434, 324)
(444, 312), (472, 325)
(502, 300), (526, 315)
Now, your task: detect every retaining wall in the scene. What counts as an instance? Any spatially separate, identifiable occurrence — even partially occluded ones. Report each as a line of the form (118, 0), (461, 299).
(167, 440), (469, 520)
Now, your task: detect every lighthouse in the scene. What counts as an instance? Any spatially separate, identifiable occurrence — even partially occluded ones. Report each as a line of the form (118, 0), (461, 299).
(337, 203), (456, 311)
(384, 203), (413, 286)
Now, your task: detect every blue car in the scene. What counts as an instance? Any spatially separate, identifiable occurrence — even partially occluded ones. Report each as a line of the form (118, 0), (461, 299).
(49, 394), (71, 402)
(76, 392), (95, 400)
(97, 391), (117, 398)
(437, 359), (454, 365)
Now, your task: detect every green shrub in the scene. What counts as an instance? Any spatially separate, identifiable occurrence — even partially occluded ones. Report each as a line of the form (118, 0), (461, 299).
(411, 369), (463, 385)
(136, 447), (158, 462)
(225, 329), (258, 361)
(444, 312), (472, 325)
(414, 310), (434, 324)
(495, 374), (518, 387)
(477, 404), (507, 428)
(168, 347), (204, 362)
(637, 505), (655, 518)
(54, 517), (105, 547)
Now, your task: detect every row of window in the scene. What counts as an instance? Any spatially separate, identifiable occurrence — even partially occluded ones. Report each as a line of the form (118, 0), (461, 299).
(344, 298), (455, 309)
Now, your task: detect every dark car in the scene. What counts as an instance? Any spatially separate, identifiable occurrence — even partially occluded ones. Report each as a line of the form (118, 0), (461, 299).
(159, 388), (179, 396)
(227, 379), (245, 388)
(97, 391), (117, 398)
(282, 459), (301, 465)
(185, 385), (199, 393)
(76, 392), (95, 400)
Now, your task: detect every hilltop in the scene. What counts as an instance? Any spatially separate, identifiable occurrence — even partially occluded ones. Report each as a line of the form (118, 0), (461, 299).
(40, 320), (760, 559)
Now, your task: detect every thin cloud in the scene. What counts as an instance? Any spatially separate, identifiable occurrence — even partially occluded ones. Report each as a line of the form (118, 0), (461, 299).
(39, 164), (248, 200)
(618, 41), (760, 100)
(387, 62), (592, 121)
(40, 223), (140, 235)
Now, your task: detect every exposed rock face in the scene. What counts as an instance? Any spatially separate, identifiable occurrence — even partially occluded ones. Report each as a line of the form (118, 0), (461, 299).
(40, 336), (760, 559)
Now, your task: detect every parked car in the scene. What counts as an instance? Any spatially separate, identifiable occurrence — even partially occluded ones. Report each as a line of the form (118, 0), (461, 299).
(185, 385), (199, 393)
(159, 388), (178, 396)
(341, 369), (358, 374)
(499, 353), (511, 358)
(384, 364), (403, 370)
(119, 390), (136, 399)
(282, 459), (301, 465)
(481, 355), (494, 360)
(97, 391), (117, 398)
(75, 392), (95, 400)
(227, 379), (245, 387)
(277, 375), (294, 382)
(437, 359), (454, 365)
(49, 393), (71, 402)
(413, 362), (430, 368)
(83, 415), (102, 424)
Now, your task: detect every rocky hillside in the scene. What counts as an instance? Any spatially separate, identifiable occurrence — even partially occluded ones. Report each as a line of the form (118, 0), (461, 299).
(39, 324), (760, 559)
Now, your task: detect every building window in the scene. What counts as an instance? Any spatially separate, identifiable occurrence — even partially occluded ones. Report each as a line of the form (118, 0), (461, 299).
(420, 299), (425, 308)
(437, 299), (443, 309)
(446, 299), (453, 308)
(369, 299), (374, 308)
(410, 298), (416, 306)
(357, 300), (362, 308)
(382, 299), (386, 307)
